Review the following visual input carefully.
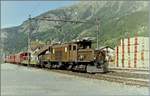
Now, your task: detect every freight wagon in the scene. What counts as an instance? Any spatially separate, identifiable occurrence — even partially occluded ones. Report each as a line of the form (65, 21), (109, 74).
(5, 54), (16, 63)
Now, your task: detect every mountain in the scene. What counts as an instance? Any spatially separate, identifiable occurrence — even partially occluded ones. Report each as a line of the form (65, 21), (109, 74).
(1, 1), (149, 54)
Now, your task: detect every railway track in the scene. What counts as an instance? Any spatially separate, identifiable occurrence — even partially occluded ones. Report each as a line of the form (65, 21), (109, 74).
(12, 63), (149, 87)
(42, 68), (149, 87)
(107, 70), (149, 79)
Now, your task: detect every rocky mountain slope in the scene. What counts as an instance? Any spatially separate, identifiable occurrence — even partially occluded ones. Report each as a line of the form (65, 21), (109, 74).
(1, 1), (149, 54)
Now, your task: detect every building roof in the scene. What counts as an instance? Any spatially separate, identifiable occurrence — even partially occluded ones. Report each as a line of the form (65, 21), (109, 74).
(96, 46), (114, 51)
(34, 45), (51, 56)
(30, 43), (45, 51)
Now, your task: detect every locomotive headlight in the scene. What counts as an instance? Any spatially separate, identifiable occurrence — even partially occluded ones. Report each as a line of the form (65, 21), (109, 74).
(79, 55), (84, 60)
(93, 57), (96, 60)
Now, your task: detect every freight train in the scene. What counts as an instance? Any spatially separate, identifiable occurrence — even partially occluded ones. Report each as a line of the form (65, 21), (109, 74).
(5, 38), (109, 73)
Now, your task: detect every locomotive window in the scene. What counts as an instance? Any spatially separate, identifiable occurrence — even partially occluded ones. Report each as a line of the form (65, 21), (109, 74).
(48, 47), (51, 51)
(25, 53), (27, 56)
(51, 48), (53, 53)
(53, 49), (55, 54)
(73, 46), (76, 50)
(69, 45), (71, 50)
(65, 47), (67, 52)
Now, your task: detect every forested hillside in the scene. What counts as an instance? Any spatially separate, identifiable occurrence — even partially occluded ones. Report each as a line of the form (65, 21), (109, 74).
(1, 1), (149, 54)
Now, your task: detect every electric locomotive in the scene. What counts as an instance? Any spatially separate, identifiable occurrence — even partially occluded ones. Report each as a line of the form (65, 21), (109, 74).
(37, 38), (108, 73)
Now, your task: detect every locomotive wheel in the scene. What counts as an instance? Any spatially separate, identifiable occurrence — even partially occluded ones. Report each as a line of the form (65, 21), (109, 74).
(78, 64), (87, 72)
(56, 62), (62, 69)
(45, 63), (52, 69)
(51, 64), (55, 69)
(84, 65), (87, 72)
(67, 64), (73, 70)
(71, 64), (77, 72)
(53, 63), (57, 69)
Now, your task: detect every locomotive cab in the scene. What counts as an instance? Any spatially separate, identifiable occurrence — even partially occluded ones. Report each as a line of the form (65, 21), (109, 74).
(76, 39), (92, 49)
(73, 39), (94, 62)
(71, 38), (108, 73)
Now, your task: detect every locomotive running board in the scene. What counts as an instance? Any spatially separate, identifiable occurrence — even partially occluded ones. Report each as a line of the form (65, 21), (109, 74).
(86, 65), (104, 73)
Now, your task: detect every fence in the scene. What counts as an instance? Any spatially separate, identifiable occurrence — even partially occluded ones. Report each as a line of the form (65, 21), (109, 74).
(110, 36), (149, 70)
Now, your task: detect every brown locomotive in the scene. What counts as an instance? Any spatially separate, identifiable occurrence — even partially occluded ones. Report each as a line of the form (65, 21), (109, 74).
(37, 38), (108, 73)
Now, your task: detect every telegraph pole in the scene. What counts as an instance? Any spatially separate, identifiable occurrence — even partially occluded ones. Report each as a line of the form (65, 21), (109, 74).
(96, 18), (100, 49)
(28, 14), (32, 66)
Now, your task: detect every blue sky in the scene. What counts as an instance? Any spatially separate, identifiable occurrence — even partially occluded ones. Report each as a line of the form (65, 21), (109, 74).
(1, 1), (77, 28)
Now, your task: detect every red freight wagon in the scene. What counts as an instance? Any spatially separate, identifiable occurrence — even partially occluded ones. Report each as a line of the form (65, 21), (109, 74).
(8, 55), (11, 63)
(10, 55), (16, 63)
(15, 53), (21, 64)
(4, 56), (9, 63)
(5, 55), (12, 63)
(7, 56), (11, 63)
(8, 55), (13, 63)
(15, 52), (29, 64)
(21, 52), (29, 61)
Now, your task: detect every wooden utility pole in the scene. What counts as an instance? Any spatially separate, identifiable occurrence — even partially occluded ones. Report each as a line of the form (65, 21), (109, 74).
(96, 18), (100, 49)
(28, 14), (32, 66)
